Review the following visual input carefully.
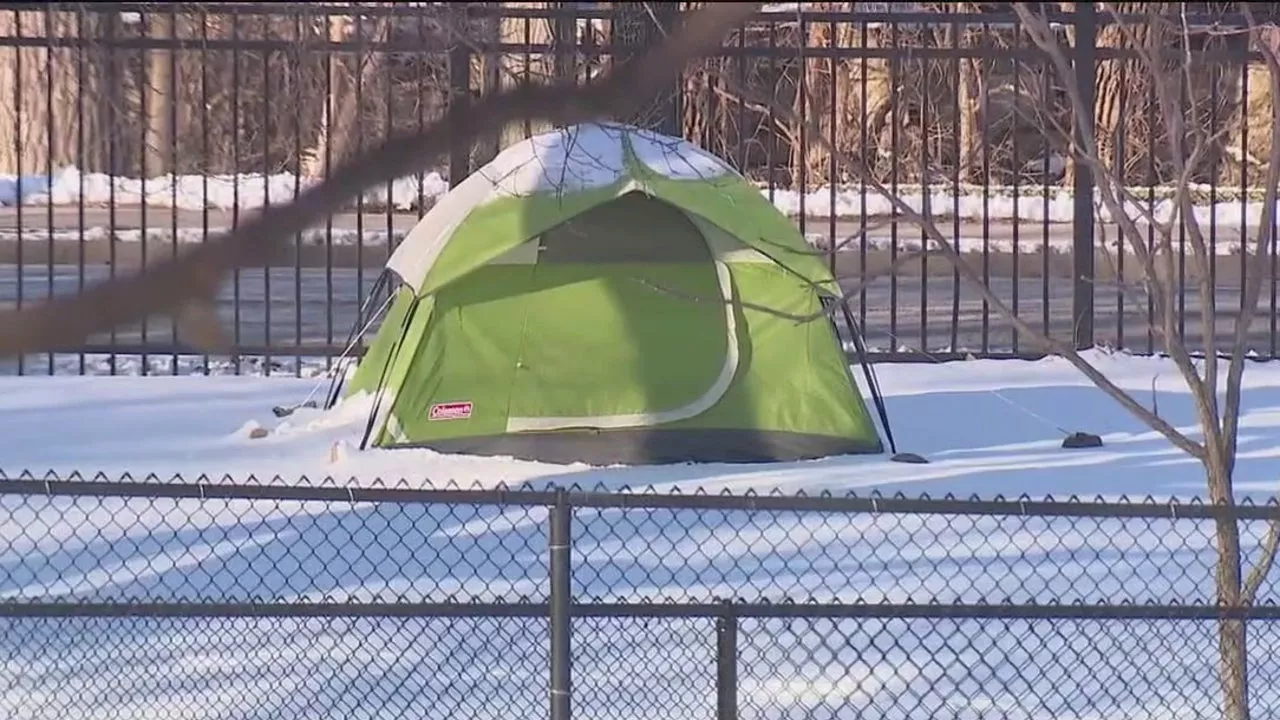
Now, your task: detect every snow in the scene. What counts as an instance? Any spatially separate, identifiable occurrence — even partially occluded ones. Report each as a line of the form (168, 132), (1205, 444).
(627, 128), (734, 181)
(459, 122), (731, 195)
(0, 225), (407, 248)
(1, 353), (340, 380)
(1, 348), (1277, 498)
(768, 181), (1280, 232)
(384, 122), (741, 292)
(0, 125), (729, 218)
(5, 351), (1280, 717)
(6, 165), (1278, 237)
(473, 123), (629, 196)
(0, 165), (450, 213)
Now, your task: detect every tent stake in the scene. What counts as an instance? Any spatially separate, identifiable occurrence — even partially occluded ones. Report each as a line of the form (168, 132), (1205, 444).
(1062, 431), (1104, 449)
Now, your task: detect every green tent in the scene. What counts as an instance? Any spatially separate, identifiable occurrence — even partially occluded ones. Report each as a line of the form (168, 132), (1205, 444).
(334, 122), (889, 465)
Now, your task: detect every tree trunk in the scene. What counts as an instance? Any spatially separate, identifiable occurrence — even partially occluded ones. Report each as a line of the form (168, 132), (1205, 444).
(789, 3), (892, 188)
(683, 69), (711, 148)
(472, 3), (503, 167)
(302, 12), (345, 179)
(953, 5), (980, 183)
(1229, 61), (1274, 186)
(1057, 2), (1174, 185)
(496, 2), (557, 150)
(301, 7), (388, 179)
(144, 12), (173, 177)
(1219, 613), (1250, 720)
(1207, 455), (1250, 720)
(0, 9), (103, 176)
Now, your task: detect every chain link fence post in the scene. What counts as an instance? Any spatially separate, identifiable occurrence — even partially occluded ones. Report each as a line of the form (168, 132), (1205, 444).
(716, 601), (739, 720)
(549, 487), (573, 720)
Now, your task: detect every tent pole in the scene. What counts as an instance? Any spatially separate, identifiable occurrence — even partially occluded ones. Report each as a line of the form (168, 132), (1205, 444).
(839, 299), (927, 464)
(324, 269), (391, 410)
(359, 296), (420, 450)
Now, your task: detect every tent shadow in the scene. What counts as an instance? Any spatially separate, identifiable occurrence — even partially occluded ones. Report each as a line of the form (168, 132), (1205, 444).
(508, 383), (1280, 502)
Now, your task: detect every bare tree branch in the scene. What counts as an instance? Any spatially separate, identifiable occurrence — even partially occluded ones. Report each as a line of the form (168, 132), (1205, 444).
(756, 218), (891, 256)
(1014, 5), (1211, 425)
(0, 2), (762, 359)
(1123, 9), (1222, 415)
(1243, 517), (1280, 606)
(706, 51), (1205, 459)
(1222, 11), (1280, 478)
(630, 248), (946, 323)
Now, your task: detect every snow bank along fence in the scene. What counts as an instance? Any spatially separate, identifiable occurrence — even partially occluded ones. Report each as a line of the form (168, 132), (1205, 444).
(1, 3), (1279, 375)
(5, 472), (1280, 718)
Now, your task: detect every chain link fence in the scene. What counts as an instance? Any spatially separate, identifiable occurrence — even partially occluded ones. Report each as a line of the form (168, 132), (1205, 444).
(3, 471), (1280, 718)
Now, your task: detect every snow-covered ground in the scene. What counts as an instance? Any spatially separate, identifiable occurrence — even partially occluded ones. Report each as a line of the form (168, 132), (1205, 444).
(1, 349), (1277, 499)
(5, 351), (1280, 719)
(0, 167), (451, 215)
(5, 166), (1279, 234)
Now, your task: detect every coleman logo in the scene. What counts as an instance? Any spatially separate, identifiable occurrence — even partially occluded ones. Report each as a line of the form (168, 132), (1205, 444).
(429, 401), (473, 421)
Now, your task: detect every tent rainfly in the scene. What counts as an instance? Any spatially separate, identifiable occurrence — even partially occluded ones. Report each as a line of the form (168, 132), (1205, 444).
(327, 122), (898, 465)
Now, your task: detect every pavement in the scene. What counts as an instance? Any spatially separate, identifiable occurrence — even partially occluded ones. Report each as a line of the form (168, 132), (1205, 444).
(0, 205), (1274, 367)
(0, 205), (1258, 282)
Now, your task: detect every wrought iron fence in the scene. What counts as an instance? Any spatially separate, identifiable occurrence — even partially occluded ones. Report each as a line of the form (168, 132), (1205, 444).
(3, 470), (1280, 718)
(0, 2), (1275, 375)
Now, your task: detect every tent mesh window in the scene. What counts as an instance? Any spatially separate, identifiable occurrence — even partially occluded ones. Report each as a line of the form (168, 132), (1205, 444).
(537, 191), (713, 264)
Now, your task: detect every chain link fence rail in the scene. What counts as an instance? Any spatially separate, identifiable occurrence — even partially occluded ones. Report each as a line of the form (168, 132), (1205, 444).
(4, 471), (1280, 718)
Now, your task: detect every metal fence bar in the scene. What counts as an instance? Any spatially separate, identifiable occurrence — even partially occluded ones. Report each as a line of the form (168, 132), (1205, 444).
(5, 600), (1280, 621)
(1071, 1), (1097, 350)
(448, 13), (470, 189)
(3, 473), (1280, 518)
(549, 488), (573, 720)
(715, 605), (738, 720)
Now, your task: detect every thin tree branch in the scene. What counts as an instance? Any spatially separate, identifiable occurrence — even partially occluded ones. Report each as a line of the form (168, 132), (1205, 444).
(1242, 517), (1280, 606)
(707, 55), (1205, 459)
(1127, 9), (1231, 462)
(756, 219), (891, 256)
(1015, 5), (1206, 406)
(1232, 6), (1280, 625)
(630, 248), (945, 323)
(1222, 12), (1280, 477)
(1092, 210), (1176, 345)
(1013, 3), (1214, 457)
(1121, 9), (1223, 420)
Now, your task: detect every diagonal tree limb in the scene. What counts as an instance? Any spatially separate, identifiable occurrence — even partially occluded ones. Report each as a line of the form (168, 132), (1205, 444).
(0, 2), (763, 359)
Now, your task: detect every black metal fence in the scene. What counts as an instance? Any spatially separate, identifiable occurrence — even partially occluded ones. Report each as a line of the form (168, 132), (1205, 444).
(5, 471), (1280, 718)
(0, 2), (1276, 375)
